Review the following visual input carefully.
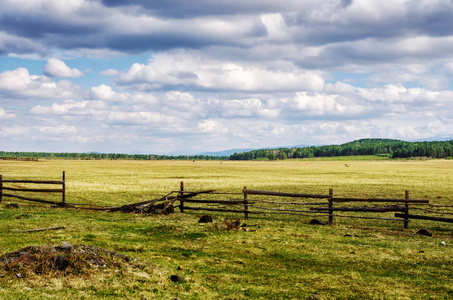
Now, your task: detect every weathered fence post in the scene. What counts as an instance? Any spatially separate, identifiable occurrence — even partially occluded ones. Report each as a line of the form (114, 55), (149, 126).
(179, 181), (185, 213)
(328, 188), (334, 224)
(62, 171), (66, 207)
(0, 175), (3, 203)
(243, 186), (249, 220)
(404, 190), (410, 229)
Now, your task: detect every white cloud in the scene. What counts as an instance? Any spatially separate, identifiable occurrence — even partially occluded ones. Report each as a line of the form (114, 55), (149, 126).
(100, 69), (120, 76)
(30, 100), (108, 116)
(282, 92), (347, 116)
(0, 68), (80, 99)
(0, 31), (48, 56)
(90, 84), (139, 103)
(260, 13), (290, 41)
(44, 58), (84, 78)
(36, 125), (77, 135)
(3, 1), (453, 153)
(198, 119), (228, 133)
(117, 51), (325, 92)
(218, 98), (279, 118)
(0, 125), (31, 137)
(91, 84), (116, 100)
(0, 107), (15, 119)
(106, 111), (175, 125)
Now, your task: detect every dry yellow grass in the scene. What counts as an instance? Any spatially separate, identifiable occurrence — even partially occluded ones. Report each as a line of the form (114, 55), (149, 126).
(0, 158), (453, 299)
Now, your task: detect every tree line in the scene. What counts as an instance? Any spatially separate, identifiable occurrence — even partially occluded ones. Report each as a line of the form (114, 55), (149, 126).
(2, 138), (453, 161)
(0, 151), (228, 161)
(229, 138), (453, 160)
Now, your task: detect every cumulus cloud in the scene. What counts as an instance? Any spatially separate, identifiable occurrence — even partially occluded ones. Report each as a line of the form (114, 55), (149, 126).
(0, 125), (31, 137)
(217, 98), (279, 118)
(117, 51), (325, 92)
(36, 125), (78, 135)
(2, 0), (453, 153)
(100, 69), (120, 76)
(198, 119), (228, 133)
(281, 92), (349, 116)
(0, 68), (80, 99)
(30, 100), (109, 116)
(106, 111), (175, 125)
(0, 31), (48, 56)
(0, 107), (15, 119)
(44, 58), (84, 78)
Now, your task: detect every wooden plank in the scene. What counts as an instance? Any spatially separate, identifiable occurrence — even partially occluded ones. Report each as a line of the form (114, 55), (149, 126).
(429, 204), (453, 208)
(179, 181), (184, 213)
(243, 188), (329, 199)
(253, 199), (328, 206)
(108, 192), (175, 212)
(178, 190), (215, 198)
(249, 205), (322, 213)
(254, 211), (331, 217)
(2, 187), (64, 193)
(395, 213), (453, 223)
(183, 206), (261, 214)
(336, 214), (407, 222)
(244, 186), (249, 220)
(62, 171), (66, 206)
(311, 205), (407, 212)
(174, 191), (242, 195)
(2, 193), (63, 205)
(332, 197), (429, 204)
(1, 180), (63, 185)
(328, 188), (334, 224)
(404, 190), (410, 229)
(183, 199), (246, 205)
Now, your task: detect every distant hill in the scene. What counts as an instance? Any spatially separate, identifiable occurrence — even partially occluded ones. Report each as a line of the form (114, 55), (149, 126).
(229, 138), (453, 160)
(2, 137), (453, 160)
(198, 148), (256, 157)
(198, 144), (313, 157)
(411, 135), (453, 142)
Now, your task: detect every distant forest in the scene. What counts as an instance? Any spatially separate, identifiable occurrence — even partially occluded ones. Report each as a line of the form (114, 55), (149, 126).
(0, 151), (229, 161)
(230, 138), (453, 160)
(1, 138), (453, 161)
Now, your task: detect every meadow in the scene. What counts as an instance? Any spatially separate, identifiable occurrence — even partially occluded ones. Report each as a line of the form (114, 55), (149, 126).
(0, 158), (453, 299)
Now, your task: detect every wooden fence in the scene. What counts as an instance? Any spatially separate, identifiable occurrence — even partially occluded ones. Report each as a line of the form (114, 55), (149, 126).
(1, 176), (452, 228)
(176, 182), (452, 228)
(0, 172), (66, 206)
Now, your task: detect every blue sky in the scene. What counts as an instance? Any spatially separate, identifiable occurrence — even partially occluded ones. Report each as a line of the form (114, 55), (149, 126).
(1, 0), (453, 154)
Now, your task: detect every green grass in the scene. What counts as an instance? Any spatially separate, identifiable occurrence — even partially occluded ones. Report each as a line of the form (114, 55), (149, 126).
(1, 159), (453, 299)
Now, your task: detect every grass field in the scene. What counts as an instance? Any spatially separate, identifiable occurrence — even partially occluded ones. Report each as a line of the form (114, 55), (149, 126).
(1, 158), (453, 299)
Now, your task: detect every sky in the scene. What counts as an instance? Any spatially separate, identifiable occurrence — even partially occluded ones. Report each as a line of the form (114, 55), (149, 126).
(1, 0), (453, 155)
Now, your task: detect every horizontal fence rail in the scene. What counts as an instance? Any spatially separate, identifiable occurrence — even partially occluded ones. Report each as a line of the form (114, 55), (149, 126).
(0, 172), (66, 206)
(1, 177), (451, 229)
(394, 213), (453, 223)
(175, 182), (440, 229)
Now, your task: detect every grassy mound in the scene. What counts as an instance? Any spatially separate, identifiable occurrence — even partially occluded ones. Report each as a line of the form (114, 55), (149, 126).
(0, 244), (135, 279)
